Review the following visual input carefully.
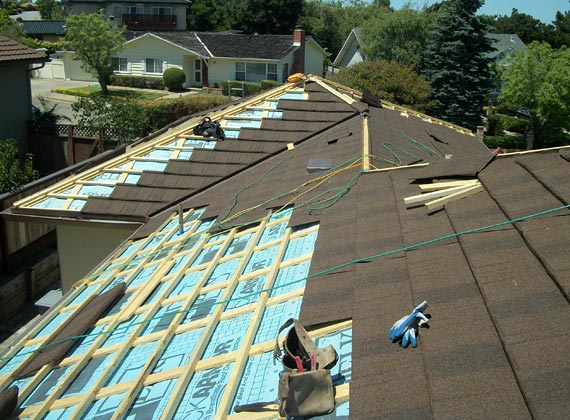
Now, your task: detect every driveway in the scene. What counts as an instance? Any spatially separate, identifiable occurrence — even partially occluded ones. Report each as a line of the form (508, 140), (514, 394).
(31, 78), (96, 123)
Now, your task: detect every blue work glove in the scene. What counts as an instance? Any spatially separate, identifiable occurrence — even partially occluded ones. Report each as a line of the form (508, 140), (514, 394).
(389, 301), (429, 348)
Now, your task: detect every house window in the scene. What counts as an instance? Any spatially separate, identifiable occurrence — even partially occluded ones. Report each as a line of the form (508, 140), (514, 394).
(194, 59), (201, 83)
(267, 63), (277, 81)
(235, 62), (279, 83)
(235, 62), (245, 81)
(113, 6), (122, 19)
(151, 6), (171, 15)
(146, 58), (164, 74)
(282, 63), (289, 82)
(124, 4), (144, 15)
(112, 57), (128, 73)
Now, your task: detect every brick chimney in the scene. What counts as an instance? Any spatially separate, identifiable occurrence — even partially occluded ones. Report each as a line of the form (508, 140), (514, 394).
(292, 28), (305, 74)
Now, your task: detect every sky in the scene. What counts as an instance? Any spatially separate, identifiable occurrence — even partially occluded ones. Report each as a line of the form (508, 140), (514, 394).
(388, 0), (570, 24)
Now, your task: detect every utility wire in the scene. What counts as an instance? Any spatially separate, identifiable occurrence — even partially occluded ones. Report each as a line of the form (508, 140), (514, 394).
(2, 203), (568, 364)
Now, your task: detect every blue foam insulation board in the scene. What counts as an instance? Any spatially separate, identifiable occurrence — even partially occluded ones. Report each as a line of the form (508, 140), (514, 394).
(128, 265), (158, 288)
(62, 353), (114, 398)
(142, 301), (183, 336)
(106, 341), (159, 386)
(127, 378), (178, 419)
(202, 312), (253, 359)
(244, 245), (280, 274)
(23, 366), (70, 408)
(205, 258), (241, 286)
(223, 233), (253, 257)
(253, 298), (303, 344)
(227, 276), (267, 310)
(174, 362), (235, 419)
(33, 311), (72, 339)
(152, 328), (204, 374)
(167, 270), (204, 299)
(102, 313), (143, 347)
(77, 185), (114, 197)
(42, 406), (76, 419)
(233, 327), (353, 416)
(282, 230), (319, 261)
(258, 220), (288, 245)
(69, 323), (106, 357)
(183, 288), (225, 323)
(270, 261), (311, 297)
(231, 351), (281, 413)
(81, 392), (127, 420)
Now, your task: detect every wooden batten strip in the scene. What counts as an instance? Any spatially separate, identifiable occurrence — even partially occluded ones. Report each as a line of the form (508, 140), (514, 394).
(158, 218), (268, 420)
(404, 183), (481, 206)
(215, 228), (291, 419)
(418, 179), (478, 192)
(425, 184), (484, 212)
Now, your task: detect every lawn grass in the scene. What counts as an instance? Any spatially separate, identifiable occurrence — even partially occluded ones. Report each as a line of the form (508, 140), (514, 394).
(54, 85), (167, 100)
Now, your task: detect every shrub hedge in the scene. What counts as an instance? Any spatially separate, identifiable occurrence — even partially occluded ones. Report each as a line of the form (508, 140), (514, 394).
(140, 94), (227, 134)
(221, 80), (262, 97)
(261, 79), (282, 90)
(487, 113), (529, 135)
(483, 134), (526, 149)
(110, 75), (164, 90)
(163, 68), (186, 91)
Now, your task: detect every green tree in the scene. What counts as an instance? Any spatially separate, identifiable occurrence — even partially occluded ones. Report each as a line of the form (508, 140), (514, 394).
(36, 0), (64, 20)
(64, 12), (125, 95)
(488, 8), (552, 45)
(333, 59), (433, 111)
(549, 10), (570, 48)
(230, 0), (303, 34)
(421, 0), (493, 130)
(0, 9), (24, 39)
(500, 42), (570, 149)
(0, 139), (39, 194)
(72, 95), (148, 144)
(187, 0), (229, 31)
(299, 0), (390, 59)
(362, 7), (432, 71)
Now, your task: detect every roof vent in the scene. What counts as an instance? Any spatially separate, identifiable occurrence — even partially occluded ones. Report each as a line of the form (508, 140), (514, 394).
(307, 158), (333, 173)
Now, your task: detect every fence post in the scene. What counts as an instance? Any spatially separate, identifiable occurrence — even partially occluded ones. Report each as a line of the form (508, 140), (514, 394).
(98, 129), (104, 154)
(67, 125), (74, 166)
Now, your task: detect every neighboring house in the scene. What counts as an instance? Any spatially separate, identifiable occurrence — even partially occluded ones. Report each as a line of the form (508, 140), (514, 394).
(8, 10), (41, 21)
(332, 27), (364, 69)
(486, 33), (527, 67)
(61, 0), (190, 31)
(37, 29), (327, 85)
(486, 33), (527, 100)
(332, 29), (526, 70)
(1, 76), (570, 419)
(114, 29), (326, 87)
(0, 35), (48, 153)
(20, 20), (65, 42)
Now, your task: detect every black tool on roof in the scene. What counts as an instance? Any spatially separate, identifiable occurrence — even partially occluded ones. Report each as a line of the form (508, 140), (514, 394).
(193, 117), (226, 141)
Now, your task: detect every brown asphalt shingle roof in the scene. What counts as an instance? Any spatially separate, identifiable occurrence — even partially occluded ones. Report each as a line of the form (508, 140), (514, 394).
(0, 35), (48, 63)
(133, 104), (568, 419)
(2, 77), (569, 419)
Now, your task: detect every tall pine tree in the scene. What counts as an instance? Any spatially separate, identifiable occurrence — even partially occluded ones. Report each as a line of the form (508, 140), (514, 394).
(421, 0), (492, 130)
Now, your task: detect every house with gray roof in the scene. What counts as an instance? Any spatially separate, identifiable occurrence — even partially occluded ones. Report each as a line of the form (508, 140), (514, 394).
(112, 29), (326, 87)
(1, 75), (569, 419)
(41, 29), (327, 86)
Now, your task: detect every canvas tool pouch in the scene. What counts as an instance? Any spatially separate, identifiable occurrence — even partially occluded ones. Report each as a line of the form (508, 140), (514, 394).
(274, 318), (338, 371)
(278, 369), (334, 418)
